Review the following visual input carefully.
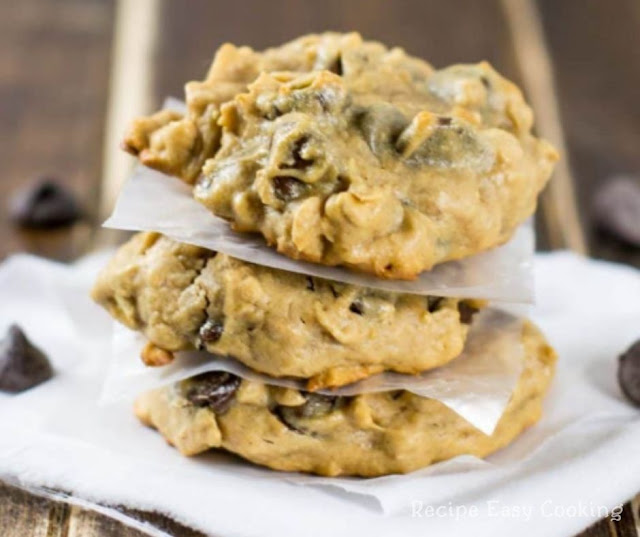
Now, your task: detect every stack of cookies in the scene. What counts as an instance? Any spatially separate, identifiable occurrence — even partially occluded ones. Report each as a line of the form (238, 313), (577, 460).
(92, 33), (558, 477)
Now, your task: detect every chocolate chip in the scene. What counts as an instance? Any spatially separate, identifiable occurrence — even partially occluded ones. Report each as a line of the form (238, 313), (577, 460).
(299, 393), (341, 417)
(9, 178), (81, 229)
(427, 296), (444, 312)
(184, 372), (241, 413)
(306, 276), (315, 291)
(271, 406), (306, 434)
(273, 176), (306, 201)
(0, 325), (53, 393)
(618, 339), (640, 406)
(480, 76), (490, 89)
(328, 55), (343, 76)
(458, 302), (479, 324)
(356, 104), (408, 157)
(349, 300), (364, 315)
(593, 177), (640, 247)
(438, 117), (453, 126)
(199, 319), (224, 343)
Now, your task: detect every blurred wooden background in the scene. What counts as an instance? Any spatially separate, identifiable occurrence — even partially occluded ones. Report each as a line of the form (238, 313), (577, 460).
(0, 0), (638, 535)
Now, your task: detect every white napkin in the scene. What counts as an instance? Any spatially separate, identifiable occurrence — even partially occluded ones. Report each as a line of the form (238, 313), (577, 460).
(0, 251), (639, 537)
(103, 165), (535, 302)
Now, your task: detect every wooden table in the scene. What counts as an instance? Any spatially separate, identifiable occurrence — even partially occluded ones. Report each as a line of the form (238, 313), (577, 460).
(0, 0), (638, 535)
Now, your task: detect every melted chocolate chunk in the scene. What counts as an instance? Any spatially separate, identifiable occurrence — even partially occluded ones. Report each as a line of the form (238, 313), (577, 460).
(273, 176), (306, 201)
(199, 319), (224, 343)
(185, 372), (241, 413)
(0, 325), (54, 393)
(427, 296), (444, 312)
(438, 117), (453, 126)
(9, 178), (81, 229)
(306, 276), (315, 291)
(271, 406), (306, 434)
(328, 55), (343, 76)
(458, 302), (479, 324)
(618, 339), (640, 406)
(274, 393), (342, 434)
(349, 300), (364, 315)
(356, 103), (408, 157)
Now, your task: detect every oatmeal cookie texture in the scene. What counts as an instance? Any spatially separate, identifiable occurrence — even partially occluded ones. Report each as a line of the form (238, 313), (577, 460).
(123, 32), (557, 279)
(91, 232), (483, 390)
(135, 321), (556, 477)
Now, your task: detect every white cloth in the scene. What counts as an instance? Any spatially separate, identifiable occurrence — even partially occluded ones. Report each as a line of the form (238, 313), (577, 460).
(0, 251), (638, 537)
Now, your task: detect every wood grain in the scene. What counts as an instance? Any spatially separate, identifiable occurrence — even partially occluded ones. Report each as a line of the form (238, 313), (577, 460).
(537, 0), (640, 266)
(0, 0), (114, 261)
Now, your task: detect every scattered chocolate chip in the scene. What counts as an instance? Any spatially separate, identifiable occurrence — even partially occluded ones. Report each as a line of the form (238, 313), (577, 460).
(438, 117), (453, 126)
(593, 177), (640, 247)
(458, 302), (479, 324)
(427, 296), (444, 313)
(618, 339), (640, 406)
(306, 276), (315, 291)
(349, 300), (364, 315)
(480, 76), (491, 89)
(0, 325), (53, 393)
(273, 176), (306, 201)
(9, 178), (81, 229)
(199, 319), (224, 343)
(184, 372), (241, 413)
(291, 136), (313, 169)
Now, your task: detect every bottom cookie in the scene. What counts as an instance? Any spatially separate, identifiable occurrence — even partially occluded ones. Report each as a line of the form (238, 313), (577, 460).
(135, 321), (556, 477)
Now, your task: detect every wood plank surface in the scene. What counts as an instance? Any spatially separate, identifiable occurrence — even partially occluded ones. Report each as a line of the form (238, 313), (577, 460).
(0, 0), (638, 535)
(0, 0), (114, 261)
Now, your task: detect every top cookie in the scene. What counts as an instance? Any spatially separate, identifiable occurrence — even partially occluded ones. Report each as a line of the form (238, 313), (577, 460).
(124, 32), (557, 279)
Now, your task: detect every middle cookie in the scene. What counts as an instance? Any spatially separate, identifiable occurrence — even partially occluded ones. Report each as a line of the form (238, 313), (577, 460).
(92, 232), (483, 390)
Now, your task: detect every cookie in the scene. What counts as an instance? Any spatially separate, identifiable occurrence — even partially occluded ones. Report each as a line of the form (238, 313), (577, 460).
(92, 232), (483, 390)
(123, 32), (557, 279)
(135, 320), (556, 476)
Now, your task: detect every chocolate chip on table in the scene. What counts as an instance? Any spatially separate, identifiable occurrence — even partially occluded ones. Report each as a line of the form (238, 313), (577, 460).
(185, 372), (241, 413)
(458, 302), (479, 324)
(199, 319), (224, 343)
(9, 178), (81, 229)
(427, 296), (444, 313)
(273, 176), (306, 201)
(0, 325), (53, 393)
(592, 177), (640, 247)
(618, 339), (640, 406)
